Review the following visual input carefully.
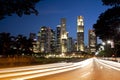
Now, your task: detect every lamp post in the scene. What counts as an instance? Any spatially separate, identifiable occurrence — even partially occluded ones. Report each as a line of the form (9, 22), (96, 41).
(101, 40), (113, 57)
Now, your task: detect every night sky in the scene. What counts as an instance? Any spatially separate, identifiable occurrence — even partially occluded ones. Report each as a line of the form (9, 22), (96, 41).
(0, 0), (109, 45)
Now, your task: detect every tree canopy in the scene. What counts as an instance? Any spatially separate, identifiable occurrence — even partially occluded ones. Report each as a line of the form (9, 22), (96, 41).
(0, 32), (33, 56)
(93, 0), (120, 57)
(93, 0), (120, 41)
(102, 0), (120, 6)
(93, 7), (120, 41)
(0, 0), (40, 20)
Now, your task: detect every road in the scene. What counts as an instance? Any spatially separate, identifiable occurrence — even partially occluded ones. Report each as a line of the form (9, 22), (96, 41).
(0, 58), (120, 80)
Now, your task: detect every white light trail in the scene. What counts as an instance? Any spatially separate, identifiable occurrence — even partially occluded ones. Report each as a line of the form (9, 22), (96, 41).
(0, 58), (92, 80)
(0, 63), (72, 73)
(95, 58), (120, 71)
(12, 59), (92, 80)
(0, 63), (74, 78)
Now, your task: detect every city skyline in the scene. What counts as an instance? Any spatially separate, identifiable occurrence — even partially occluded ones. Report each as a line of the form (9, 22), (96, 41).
(0, 0), (109, 45)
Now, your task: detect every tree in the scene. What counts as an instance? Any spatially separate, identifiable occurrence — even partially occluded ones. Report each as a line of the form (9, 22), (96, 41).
(102, 0), (120, 6)
(0, 0), (40, 20)
(94, 0), (120, 41)
(93, 0), (120, 57)
(93, 7), (120, 41)
(0, 32), (11, 56)
(15, 35), (33, 55)
(0, 33), (34, 56)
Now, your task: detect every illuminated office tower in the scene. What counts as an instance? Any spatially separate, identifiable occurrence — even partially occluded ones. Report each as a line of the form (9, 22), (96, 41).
(60, 18), (68, 53)
(88, 30), (97, 54)
(56, 25), (61, 53)
(29, 33), (38, 53)
(29, 33), (36, 40)
(39, 26), (48, 53)
(67, 37), (73, 52)
(77, 16), (84, 51)
(38, 26), (56, 53)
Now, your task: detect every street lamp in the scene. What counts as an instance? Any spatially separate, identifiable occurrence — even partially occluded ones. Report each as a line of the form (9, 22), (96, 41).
(107, 40), (111, 44)
(102, 42), (106, 46)
(104, 40), (114, 48)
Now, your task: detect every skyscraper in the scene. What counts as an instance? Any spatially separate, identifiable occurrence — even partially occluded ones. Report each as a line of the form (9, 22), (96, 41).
(29, 33), (36, 40)
(56, 25), (61, 53)
(88, 30), (97, 54)
(39, 26), (48, 53)
(67, 37), (73, 52)
(29, 33), (38, 53)
(77, 16), (84, 52)
(60, 18), (68, 53)
(38, 26), (56, 53)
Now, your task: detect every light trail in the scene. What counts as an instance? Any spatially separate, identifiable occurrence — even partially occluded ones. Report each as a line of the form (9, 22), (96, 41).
(0, 58), (120, 80)
(0, 58), (93, 80)
(95, 58), (120, 71)
(0, 63), (72, 73)
(12, 58), (92, 80)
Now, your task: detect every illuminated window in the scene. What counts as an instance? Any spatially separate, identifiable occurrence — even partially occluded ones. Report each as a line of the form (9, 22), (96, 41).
(77, 21), (84, 26)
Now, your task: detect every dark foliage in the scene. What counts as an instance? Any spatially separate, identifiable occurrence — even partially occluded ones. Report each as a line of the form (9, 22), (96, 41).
(0, 32), (33, 56)
(0, 0), (40, 20)
(102, 0), (120, 6)
(93, 0), (120, 57)
(93, 7), (120, 41)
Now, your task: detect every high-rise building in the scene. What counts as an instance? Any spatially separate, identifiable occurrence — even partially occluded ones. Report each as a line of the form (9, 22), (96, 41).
(60, 18), (68, 53)
(56, 25), (61, 53)
(88, 30), (97, 54)
(77, 16), (84, 52)
(29, 33), (36, 40)
(38, 26), (56, 53)
(29, 33), (38, 53)
(67, 37), (73, 52)
(39, 26), (48, 53)
(49, 29), (56, 53)
(37, 32), (41, 52)
(73, 39), (77, 52)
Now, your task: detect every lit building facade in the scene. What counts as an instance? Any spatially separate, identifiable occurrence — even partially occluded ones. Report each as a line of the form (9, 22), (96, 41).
(29, 33), (36, 40)
(29, 33), (38, 53)
(88, 30), (97, 54)
(38, 26), (56, 53)
(39, 26), (48, 53)
(49, 29), (56, 53)
(67, 37), (73, 52)
(56, 25), (61, 53)
(60, 18), (68, 53)
(77, 16), (84, 51)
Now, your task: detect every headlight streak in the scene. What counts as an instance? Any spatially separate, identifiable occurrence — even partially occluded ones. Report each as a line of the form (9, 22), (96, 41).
(0, 59), (92, 80)
(0, 63), (73, 78)
(95, 58), (120, 71)
(12, 59), (92, 80)
(0, 63), (71, 73)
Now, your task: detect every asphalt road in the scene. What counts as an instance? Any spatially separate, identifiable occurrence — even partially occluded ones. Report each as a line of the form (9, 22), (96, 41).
(0, 58), (120, 80)
(29, 58), (120, 80)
